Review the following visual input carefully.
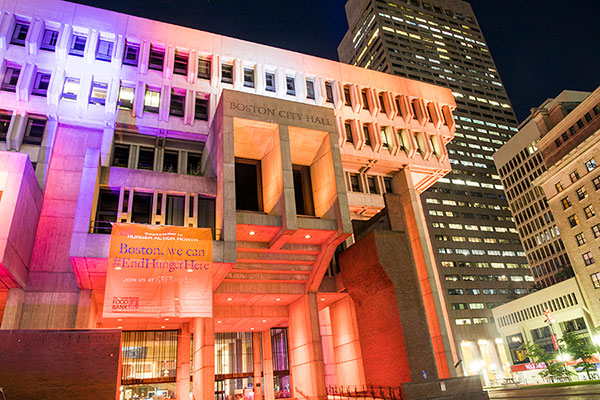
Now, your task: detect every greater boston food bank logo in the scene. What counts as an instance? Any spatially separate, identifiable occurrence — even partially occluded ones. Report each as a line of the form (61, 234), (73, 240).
(112, 296), (139, 311)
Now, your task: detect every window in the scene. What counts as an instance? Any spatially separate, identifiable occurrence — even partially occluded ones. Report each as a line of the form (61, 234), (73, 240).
(117, 85), (134, 110)
(593, 224), (600, 239)
(555, 182), (563, 193)
(162, 150), (178, 173)
(349, 174), (361, 192)
(40, 29), (58, 52)
(343, 85), (352, 106)
(31, 72), (51, 97)
(325, 81), (334, 103)
(95, 38), (113, 62)
(195, 94), (209, 121)
(582, 251), (595, 266)
(61, 77), (80, 100)
(243, 68), (255, 88)
(165, 195), (185, 226)
(473, 318), (489, 325)
(93, 187), (119, 233)
(173, 51), (188, 75)
(361, 89), (369, 110)
(187, 152), (202, 176)
(221, 63), (233, 84)
(585, 159), (597, 172)
(576, 232), (586, 246)
(585, 205), (596, 219)
(11, 21), (29, 46)
(235, 158), (262, 212)
(344, 121), (353, 143)
(448, 289), (464, 295)
(69, 34), (87, 57)
(306, 79), (315, 100)
(169, 89), (185, 117)
(593, 176), (600, 191)
(591, 273), (600, 289)
(89, 81), (108, 106)
(379, 94), (387, 113)
(131, 191), (153, 224)
(469, 303), (484, 310)
(561, 197), (571, 209)
(23, 117), (46, 145)
(144, 87), (161, 113)
(265, 72), (276, 92)
(0, 110), (11, 141)
(570, 170), (580, 183)
(576, 186), (587, 200)
(384, 177), (392, 193)
(451, 303), (467, 310)
(455, 318), (471, 325)
(293, 165), (314, 216)
(445, 275), (459, 282)
(123, 41), (140, 66)
(111, 144), (130, 167)
(198, 57), (211, 79)
(137, 147), (155, 170)
(286, 75), (295, 96)
(148, 45), (165, 71)
(1, 66), (20, 92)
(367, 176), (378, 194)
(363, 124), (371, 146)
(568, 214), (579, 227)
(380, 127), (390, 149)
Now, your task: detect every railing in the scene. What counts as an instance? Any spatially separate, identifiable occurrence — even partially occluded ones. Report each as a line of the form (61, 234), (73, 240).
(326, 385), (404, 400)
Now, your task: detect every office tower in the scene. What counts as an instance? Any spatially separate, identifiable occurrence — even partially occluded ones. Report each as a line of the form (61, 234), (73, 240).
(495, 91), (590, 289)
(339, 0), (532, 383)
(0, 0), (491, 398)
(534, 85), (600, 326)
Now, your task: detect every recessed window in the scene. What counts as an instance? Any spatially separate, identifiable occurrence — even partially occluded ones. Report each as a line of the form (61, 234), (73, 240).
(31, 72), (51, 97)
(95, 38), (113, 62)
(592, 224), (600, 239)
(198, 57), (211, 80)
(1, 66), (21, 92)
(361, 89), (369, 110)
(69, 34), (87, 57)
(343, 85), (352, 106)
(325, 81), (334, 103)
(594, 177), (600, 191)
(111, 144), (130, 167)
(379, 93), (387, 113)
(131, 192), (153, 224)
(144, 87), (161, 113)
(117, 85), (134, 110)
(169, 89), (185, 117)
(384, 177), (392, 193)
(195, 94), (209, 121)
(555, 182), (563, 193)
(162, 150), (179, 173)
(23, 116), (46, 145)
(293, 165), (314, 216)
(349, 174), (361, 192)
(89, 81), (108, 106)
(344, 121), (353, 143)
(380, 126), (390, 149)
(93, 188), (120, 233)
(576, 186), (587, 200)
(165, 195), (185, 226)
(123, 41), (140, 66)
(243, 68), (255, 88)
(61, 77), (80, 100)
(568, 214), (579, 228)
(585, 159), (597, 172)
(265, 72), (276, 92)
(235, 158), (262, 212)
(561, 197), (571, 209)
(221, 63), (233, 84)
(591, 272), (600, 289)
(583, 251), (595, 266)
(363, 124), (371, 146)
(570, 170), (580, 183)
(187, 152), (202, 176)
(584, 205), (596, 219)
(174, 51), (188, 75)
(367, 176), (378, 194)
(286, 75), (295, 96)
(40, 29), (58, 52)
(137, 147), (155, 170)
(148, 45), (165, 71)
(11, 21), (29, 46)
(306, 79), (315, 100)
(0, 110), (12, 141)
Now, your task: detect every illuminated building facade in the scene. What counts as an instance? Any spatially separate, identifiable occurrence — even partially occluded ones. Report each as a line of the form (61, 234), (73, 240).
(534, 85), (600, 328)
(0, 0), (488, 399)
(338, 0), (530, 383)
(494, 91), (590, 288)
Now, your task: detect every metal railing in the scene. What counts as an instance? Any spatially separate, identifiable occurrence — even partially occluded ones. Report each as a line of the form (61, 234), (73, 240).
(326, 385), (404, 400)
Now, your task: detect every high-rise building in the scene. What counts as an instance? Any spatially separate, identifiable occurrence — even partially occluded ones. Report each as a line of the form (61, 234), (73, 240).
(0, 0), (492, 398)
(534, 85), (600, 327)
(494, 91), (590, 289)
(339, 0), (532, 383)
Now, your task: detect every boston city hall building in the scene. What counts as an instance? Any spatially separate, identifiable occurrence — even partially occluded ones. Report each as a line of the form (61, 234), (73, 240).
(0, 0), (488, 399)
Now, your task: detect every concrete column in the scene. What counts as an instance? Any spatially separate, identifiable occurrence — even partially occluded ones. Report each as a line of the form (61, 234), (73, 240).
(318, 307), (338, 388)
(75, 289), (95, 328)
(177, 323), (191, 400)
(288, 293), (327, 400)
(192, 317), (214, 400)
(253, 332), (263, 400)
(390, 169), (456, 378)
(262, 330), (275, 400)
(0, 288), (24, 329)
(329, 296), (365, 387)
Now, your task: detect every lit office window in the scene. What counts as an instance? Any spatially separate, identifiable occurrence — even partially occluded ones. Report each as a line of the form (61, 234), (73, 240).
(118, 85), (134, 110)
(61, 77), (80, 100)
(144, 87), (161, 113)
(89, 81), (108, 106)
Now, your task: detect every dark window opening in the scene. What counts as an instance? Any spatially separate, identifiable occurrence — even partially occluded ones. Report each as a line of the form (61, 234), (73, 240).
(384, 177), (393, 193)
(325, 82), (334, 103)
(2, 66), (21, 92)
(198, 58), (211, 79)
(235, 158), (262, 212)
(40, 29), (58, 52)
(94, 187), (120, 234)
(112, 144), (130, 167)
(137, 147), (155, 170)
(170, 90), (185, 117)
(162, 150), (178, 173)
(198, 196), (216, 237)
(23, 117), (46, 145)
(350, 174), (360, 192)
(123, 42), (140, 66)
(11, 22), (29, 46)
(32, 72), (51, 97)
(286, 76), (295, 96)
(265, 72), (276, 92)
(148, 46), (165, 71)
(243, 68), (255, 88)
(131, 192), (153, 224)
(0, 111), (11, 141)
(343, 86), (352, 106)
(363, 125), (371, 146)
(187, 152), (202, 176)
(195, 96), (209, 121)
(367, 176), (378, 194)
(69, 34), (86, 57)
(173, 51), (188, 75)
(293, 165), (314, 216)
(344, 122), (353, 143)
(165, 195), (185, 226)
(221, 64), (233, 84)
(361, 90), (369, 110)
(306, 79), (315, 100)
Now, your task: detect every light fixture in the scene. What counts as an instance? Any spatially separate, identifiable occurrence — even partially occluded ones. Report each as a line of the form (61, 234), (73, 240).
(174, 298), (179, 301)
(320, 298), (326, 301)
(115, 266), (122, 270)
(117, 318), (122, 322)
(275, 298), (281, 301)
(164, 318), (169, 321)
(118, 326), (122, 329)
(250, 328), (255, 331)
(304, 234), (311, 239)
(187, 268), (194, 272)
(217, 320), (222, 324)
(249, 231), (256, 236)
(227, 297), (233, 301)
(262, 319), (267, 323)
(161, 325), (166, 328)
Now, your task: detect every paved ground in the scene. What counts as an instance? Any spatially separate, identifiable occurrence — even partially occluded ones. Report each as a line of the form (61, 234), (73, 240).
(488, 385), (600, 399)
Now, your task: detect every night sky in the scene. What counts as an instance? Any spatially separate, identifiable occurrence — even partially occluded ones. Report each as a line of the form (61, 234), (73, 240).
(69, 0), (600, 123)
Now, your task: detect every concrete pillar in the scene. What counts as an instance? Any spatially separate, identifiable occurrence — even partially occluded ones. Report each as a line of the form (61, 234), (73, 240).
(262, 329), (275, 400)
(318, 307), (338, 388)
(390, 169), (456, 378)
(192, 317), (214, 400)
(0, 288), (24, 329)
(177, 323), (191, 400)
(288, 293), (327, 400)
(253, 332), (263, 400)
(329, 296), (365, 387)
(75, 289), (94, 328)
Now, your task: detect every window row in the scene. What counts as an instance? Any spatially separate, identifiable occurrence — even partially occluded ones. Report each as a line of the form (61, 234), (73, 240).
(554, 105), (600, 149)
(448, 288), (528, 296)
(555, 160), (600, 195)
(0, 109), (47, 146)
(454, 317), (489, 326)
(438, 247), (524, 257)
(497, 291), (579, 328)
(441, 260), (529, 269)
(444, 274), (533, 282)
(451, 302), (501, 310)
